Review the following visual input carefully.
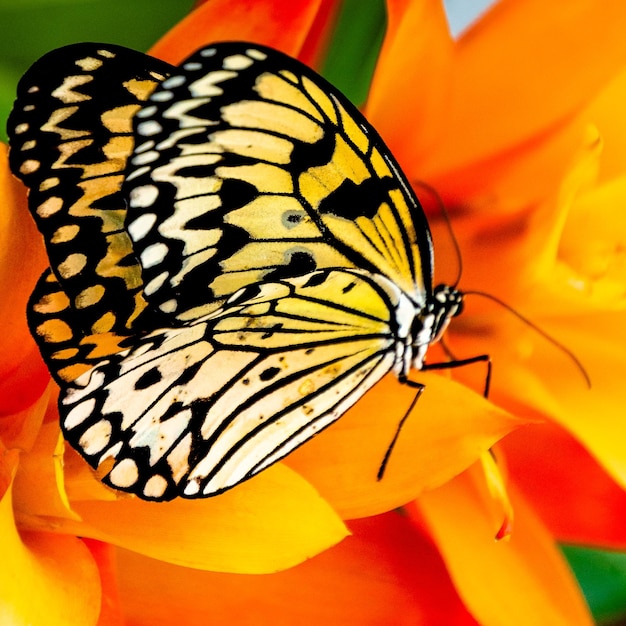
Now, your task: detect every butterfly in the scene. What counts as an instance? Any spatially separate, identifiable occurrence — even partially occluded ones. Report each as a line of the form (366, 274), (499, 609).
(7, 41), (464, 500)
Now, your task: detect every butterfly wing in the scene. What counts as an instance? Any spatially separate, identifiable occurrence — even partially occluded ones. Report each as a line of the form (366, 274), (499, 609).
(8, 42), (436, 500)
(122, 42), (434, 322)
(60, 269), (409, 499)
(7, 43), (173, 381)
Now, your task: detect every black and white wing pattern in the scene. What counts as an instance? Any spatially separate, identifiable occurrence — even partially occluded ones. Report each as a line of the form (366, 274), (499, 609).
(8, 42), (462, 500)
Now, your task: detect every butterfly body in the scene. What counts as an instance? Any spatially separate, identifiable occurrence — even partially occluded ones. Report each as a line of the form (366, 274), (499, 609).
(8, 41), (462, 500)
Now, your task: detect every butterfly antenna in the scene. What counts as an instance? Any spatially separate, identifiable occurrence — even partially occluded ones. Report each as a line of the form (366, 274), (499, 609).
(413, 180), (463, 288)
(463, 290), (592, 388)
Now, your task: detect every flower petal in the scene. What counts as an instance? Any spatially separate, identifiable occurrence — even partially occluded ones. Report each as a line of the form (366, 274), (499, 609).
(0, 377), (51, 453)
(0, 145), (49, 410)
(366, 0), (454, 166)
(578, 65), (626, 184)
(285, 372), (524, 518)
(420, 0), (626, 181)
(0, 448), (101, 626)
(13, 416), (82, 526)
(415, 463), (593, 626)
(55, 463), (347, 573)
(114, 511), (478, 625)
(455, 288), (626, 489)
(149, 0), (333, 64)
(502, 422), (626, 549)
(559, 174), (626, 311)
(83, 539), (124, 626)
(517, 311), (626, 494)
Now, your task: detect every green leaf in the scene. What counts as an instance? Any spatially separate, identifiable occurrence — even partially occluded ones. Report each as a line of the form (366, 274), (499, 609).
(321, 0), (386, 107)
(561, 544), (626, 625)
(0, 0), (193, 140)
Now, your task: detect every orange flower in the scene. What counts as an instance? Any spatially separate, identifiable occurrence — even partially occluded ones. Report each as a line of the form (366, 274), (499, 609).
(4, 0), (626, 624)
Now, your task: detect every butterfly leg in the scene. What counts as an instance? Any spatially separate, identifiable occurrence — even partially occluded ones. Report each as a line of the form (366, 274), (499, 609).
(376, 378), (425, 481)
(422, 353), (492, 397)
(377, 353), (492, 481)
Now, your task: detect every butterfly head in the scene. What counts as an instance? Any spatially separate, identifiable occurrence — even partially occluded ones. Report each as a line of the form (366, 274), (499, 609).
(429, 284), (464, 344)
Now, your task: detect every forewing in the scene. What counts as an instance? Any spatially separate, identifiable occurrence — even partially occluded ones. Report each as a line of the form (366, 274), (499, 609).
(122, 42), (433, 321)
(7, 43), (172, 339)
(59, 269), (402, 499)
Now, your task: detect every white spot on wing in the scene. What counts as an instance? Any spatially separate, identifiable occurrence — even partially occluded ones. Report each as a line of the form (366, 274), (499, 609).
(132, 150), (160, 166)
(223, 54), (253, 70)
(136, 105), (158, 118)
(151, 90), (174, 102)
(137, 120), (163, 137)
(247, 48), (267, 61)
(129, 184), (159, 208)
(144, 271), (169, 296)
(161, 75), (186, 89)
(109, 458), (139, 488)
(79, 419), (112, 455)
(144, 475), (168, 498)
(140, 242), (169, 268)
(159, 299), (178, 313)
(64, 397), (97, 429)
(128, 212), (158, 241)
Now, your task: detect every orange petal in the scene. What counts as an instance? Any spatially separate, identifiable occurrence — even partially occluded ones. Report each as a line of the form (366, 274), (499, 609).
(55, 463), (347, 573)
(83, 539), (124, 626)
(453, 304), (626, 491)
(0, 377), (51, 453)
(502, 422), (626, 549)
(149, 0), (331, 64)
(0, 146), (49, 405)
(0, 448), (101, 626)
(516, 310), (626, 494)
(114, 511), (478, 625)
(415, 464), (593, 625)
(426, 123), (604, 306)
(419, 0), (626, 182)
(285, 372), (525, 519)
(366, 0), (454, 166)
(13, 416), (82, 526)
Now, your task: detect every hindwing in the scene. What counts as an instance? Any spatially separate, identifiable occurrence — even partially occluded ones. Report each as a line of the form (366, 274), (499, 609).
(60, 269), (407, 499)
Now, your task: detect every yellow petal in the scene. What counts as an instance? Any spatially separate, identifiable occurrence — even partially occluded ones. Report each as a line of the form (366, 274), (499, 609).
(558, 174), (626, 311)
(416, 464), (593, 625)
(54, 463), (347, 573)
(286, 372), (525, 518)
(0, 448), (101, 626)
(579, 64), (626, 183)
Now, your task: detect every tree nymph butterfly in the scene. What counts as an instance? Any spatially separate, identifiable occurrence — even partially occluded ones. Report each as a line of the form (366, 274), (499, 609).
(8, 41), (466, 500)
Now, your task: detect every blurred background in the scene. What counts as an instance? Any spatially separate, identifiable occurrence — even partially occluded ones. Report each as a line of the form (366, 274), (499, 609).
(0, 0), (495, 139)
